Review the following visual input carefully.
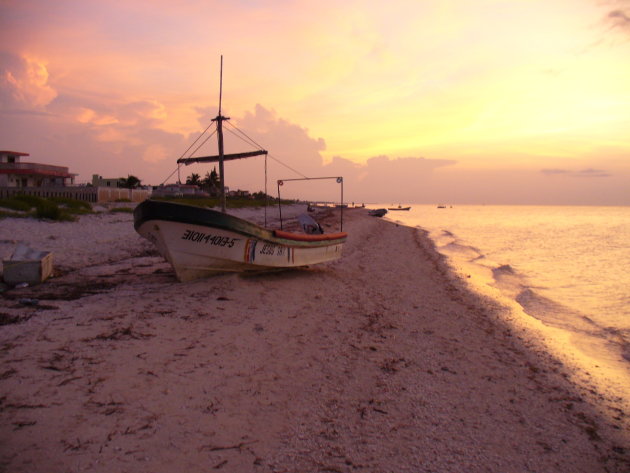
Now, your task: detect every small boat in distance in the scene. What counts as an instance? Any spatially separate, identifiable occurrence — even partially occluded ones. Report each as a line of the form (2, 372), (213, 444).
(368, 208), (388, 217)
(133, 58), (347, 281)
(387, 205), (411, 211)
(437, 204), (447, 209)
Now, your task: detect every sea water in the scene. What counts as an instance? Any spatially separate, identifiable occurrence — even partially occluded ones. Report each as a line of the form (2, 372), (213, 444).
(382, 205), (630, 393)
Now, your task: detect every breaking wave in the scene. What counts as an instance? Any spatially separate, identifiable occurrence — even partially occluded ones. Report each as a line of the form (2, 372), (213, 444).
(383, 203), (630, 406)
(434, 231), (484, 262)
(489, 261), (630, 365)
(433, 229), (630, 366)
(386, 204), (630, 370)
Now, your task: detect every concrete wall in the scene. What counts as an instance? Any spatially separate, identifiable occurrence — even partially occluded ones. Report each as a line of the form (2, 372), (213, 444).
(0, 186), (150, 203)
(96, 187), (150, 203)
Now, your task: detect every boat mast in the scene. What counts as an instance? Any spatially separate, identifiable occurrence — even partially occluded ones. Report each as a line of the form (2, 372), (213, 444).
(175, 56), (266, 211)
(214, 55), (229, 213)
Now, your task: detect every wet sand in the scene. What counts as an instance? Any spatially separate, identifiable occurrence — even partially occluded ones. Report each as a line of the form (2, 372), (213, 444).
(0, 206), (628, 472)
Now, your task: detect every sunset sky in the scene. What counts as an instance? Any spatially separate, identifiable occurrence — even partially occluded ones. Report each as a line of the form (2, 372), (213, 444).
(1, 0), (629, 204)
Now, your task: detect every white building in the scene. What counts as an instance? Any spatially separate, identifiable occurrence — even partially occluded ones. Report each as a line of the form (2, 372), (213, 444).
(0, 150), (76, 187)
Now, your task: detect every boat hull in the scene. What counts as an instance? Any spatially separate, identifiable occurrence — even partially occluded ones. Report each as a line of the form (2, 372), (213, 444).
(134, 200), (347, 281)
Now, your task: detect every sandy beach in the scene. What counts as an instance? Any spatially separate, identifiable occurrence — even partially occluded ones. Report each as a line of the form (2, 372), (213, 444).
(0, 206), (628, 472)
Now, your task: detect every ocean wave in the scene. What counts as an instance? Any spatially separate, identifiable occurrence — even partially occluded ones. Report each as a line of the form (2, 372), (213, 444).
(602, 326), (630, 362)
(494, 264), (516, 275)
(515, 288), (594, 331)
(511, 287), (629, 364)
(397, 205), (630, 375)
(490, 263), (527, 296)
(426, 222), (630, 365)
(435, 232), (485, 262)
(486, 264), (629, 362)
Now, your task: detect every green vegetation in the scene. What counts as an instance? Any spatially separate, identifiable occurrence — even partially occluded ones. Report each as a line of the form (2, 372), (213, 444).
(50, 197), (92, 214)
(186, 173), (202, 186)
(109, 207), (134, 213)
(0, 197), (31, 212)
(118, 175), (142, 189)
(35, 199), (64, 220)
(186, 168), (220, 195)
(0, 194), (93, 221)
(0, 190), (296, 220)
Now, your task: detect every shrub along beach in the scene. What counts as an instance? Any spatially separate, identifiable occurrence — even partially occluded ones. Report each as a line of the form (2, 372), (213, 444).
(0, 194), (93, 221)
(0, 205), (628, 472)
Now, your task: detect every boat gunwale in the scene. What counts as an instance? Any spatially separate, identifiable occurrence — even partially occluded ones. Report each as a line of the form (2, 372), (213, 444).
(134, 200), (347, 247)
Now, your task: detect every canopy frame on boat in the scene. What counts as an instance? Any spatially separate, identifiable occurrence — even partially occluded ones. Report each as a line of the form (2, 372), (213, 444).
(277, 176), (344, 231)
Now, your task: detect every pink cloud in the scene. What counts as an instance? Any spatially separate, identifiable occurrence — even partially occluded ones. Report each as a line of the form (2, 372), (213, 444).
(0, 53), (57, 109)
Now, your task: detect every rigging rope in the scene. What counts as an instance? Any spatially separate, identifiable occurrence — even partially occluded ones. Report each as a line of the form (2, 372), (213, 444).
(190, 128), (217, 157)
(225, 121), (264, 149)
(180, 122), (215, 159)
(225, 122), (308, 179)
(267, 154), (308, 179)
(160, 127), (218, 186)
(160, 166), (181, 186)
(160, 117), (309, 188)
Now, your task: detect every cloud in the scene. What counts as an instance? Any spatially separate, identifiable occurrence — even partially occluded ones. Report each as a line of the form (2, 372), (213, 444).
(142, 144), (171, 164)
(211, 105), (457, 202)
(541, 168), (611, 178)
(578, 168), (611, 177)
(540, 169), (569, 175)
(0, 42), (623, 204)
(0, 52), (57, 110)
(319, 154), (456, 202)
(0, 58), (188, 185)
(605, 1), (630, 33)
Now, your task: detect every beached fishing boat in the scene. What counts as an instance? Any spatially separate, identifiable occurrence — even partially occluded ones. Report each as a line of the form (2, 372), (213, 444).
(134, 200), (347, 281)
(133, 58), (347, 281)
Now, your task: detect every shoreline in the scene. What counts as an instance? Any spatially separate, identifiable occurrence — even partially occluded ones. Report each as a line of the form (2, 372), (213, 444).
(381, 205), (630, 424)
(0, 207), (628, 472)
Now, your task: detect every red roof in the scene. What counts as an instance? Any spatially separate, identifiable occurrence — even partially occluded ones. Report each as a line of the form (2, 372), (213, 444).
(0, 161), (75, 178)
(0, 151), (30, 156)
(0, 169), (75, 178)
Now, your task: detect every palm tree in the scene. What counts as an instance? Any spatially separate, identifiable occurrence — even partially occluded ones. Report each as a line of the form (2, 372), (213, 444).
(186, 173), (201, 186)
(203, 168), (220, 196)
(118, 175), (141, 189)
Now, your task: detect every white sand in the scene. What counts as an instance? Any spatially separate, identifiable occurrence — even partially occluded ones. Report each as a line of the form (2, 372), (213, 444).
(0, 207), (628, 472)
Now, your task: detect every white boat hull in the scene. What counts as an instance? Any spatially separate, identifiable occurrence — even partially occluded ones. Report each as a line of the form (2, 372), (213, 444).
(134, 201), (346, 281)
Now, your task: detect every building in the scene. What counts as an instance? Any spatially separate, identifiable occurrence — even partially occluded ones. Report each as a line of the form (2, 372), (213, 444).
(0, 150), (150, 203)
(92, 174), (122, 188)
(152, 183), (209, 198)
(227, 189), (251, 198)
(0, 150), (76, 187)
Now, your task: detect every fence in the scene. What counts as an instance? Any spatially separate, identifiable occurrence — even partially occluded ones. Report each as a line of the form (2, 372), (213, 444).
(0, 187), (150, 203)
(96, 187), (150, 203)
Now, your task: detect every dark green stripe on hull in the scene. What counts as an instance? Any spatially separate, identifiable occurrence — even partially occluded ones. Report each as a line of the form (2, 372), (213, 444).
(134, 200), (346, 247)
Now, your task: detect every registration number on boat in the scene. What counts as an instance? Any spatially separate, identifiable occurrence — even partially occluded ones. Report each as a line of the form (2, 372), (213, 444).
(260, 243), (285, 256)
(181, 229), (238, 248)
